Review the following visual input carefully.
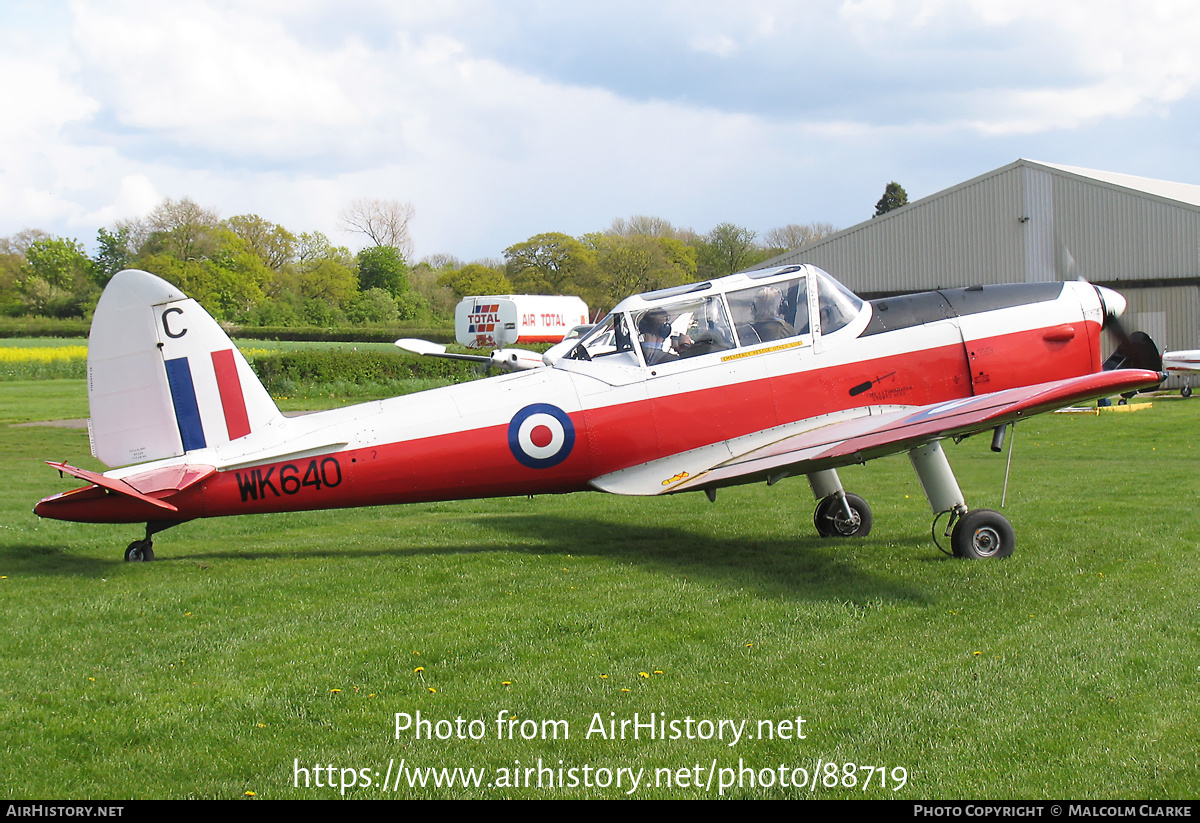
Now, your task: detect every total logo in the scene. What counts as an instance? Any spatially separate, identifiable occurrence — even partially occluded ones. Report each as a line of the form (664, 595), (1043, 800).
(508, 404), (576, 469)
(468, 303), (501, 334)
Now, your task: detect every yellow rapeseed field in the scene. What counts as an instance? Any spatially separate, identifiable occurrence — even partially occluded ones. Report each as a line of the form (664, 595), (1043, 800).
(0, 346), (88, 363)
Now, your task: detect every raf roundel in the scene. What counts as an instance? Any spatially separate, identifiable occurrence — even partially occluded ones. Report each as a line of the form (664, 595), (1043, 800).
(508, 403), (576, 469)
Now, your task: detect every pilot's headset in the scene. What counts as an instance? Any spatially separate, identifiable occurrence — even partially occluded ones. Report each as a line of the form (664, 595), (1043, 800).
(638, 310), (672, 339)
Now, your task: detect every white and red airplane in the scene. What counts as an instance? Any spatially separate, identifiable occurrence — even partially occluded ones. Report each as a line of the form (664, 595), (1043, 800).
(1162, 349), (1199, 397)
(35, 265), (1162, 562)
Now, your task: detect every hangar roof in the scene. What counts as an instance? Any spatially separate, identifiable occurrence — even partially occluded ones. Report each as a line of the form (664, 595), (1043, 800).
(1026, 160), (1200, 210)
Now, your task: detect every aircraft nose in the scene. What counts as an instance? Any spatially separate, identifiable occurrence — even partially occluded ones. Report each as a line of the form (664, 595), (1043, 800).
(1094, 285), (1127, 319)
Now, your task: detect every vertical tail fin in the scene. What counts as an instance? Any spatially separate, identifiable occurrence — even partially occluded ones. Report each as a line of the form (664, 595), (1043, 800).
(87, 269), (282, 467)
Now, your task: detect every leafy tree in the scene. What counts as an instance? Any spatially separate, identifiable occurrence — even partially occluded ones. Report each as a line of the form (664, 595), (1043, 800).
(874, 182), (909, 217)
(296, 257), (359, 305)
(356, 245), (409, 298)
(585, 233), (696, 307)
(695, 223), (763, 278)
(138, 231), (270, 323)
(94, 226), (134, 284)
(437, 263), (513, 299)
(139, 197), (221, 260)
(302, 297), (348, 327)
(226, 214), (295, 270)
(393, 291), (431, 322)
(503, 232), (596, 295)
(296, 231), (354, 270)
(20, 237), (98, 317)
(408, 260), (458, 318)
(345, 287), (399, 325)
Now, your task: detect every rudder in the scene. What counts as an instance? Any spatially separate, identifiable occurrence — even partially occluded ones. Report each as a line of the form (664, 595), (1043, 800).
(88, 269), (281, 467)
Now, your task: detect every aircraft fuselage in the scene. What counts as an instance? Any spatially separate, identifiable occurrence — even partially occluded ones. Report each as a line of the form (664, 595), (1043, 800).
(35, 268), (1111, 527)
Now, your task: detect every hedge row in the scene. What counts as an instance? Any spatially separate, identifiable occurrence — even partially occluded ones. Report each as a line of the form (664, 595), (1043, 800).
(229, 326), (455, 344)
(0, 317), (455, 344)
(247, 349), (478, 395)
(0, 318), (90, 338)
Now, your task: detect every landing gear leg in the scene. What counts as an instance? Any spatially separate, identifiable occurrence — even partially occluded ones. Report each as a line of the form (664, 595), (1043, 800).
(808, 469), (873, 537)
(909, 440), (1014, 559)
(122, 520), (183, 562)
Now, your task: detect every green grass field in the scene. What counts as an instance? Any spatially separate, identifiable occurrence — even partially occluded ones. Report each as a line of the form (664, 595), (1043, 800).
(1, 381), (1197, 799)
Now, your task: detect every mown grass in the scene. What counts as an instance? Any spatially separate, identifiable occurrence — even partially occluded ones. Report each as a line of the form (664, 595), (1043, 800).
(2, 380), (1197, 799)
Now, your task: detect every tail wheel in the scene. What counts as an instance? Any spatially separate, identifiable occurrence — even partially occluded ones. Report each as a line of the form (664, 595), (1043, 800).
(124, 540), (154, 562)
(950, 509), (1014, 559)
(814, 493), (873, 538)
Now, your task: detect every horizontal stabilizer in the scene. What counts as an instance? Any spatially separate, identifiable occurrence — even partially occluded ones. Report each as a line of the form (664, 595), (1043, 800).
(36, 465), (216, 523)
(43, 460), (208, 513)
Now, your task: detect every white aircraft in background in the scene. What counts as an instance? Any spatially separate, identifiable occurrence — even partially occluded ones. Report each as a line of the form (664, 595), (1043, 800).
(1162, 349), (1199, 397)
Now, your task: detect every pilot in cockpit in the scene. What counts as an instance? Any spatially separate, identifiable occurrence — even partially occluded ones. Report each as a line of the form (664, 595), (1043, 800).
(638, 309), (692, 365)
(751, 287), (796, 342)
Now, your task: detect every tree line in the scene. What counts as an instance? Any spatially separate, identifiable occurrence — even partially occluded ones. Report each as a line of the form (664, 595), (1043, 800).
(0, 196), (846, 327)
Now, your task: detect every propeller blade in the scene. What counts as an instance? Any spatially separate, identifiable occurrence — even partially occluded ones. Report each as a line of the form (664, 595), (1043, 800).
(395, 339), (546, 371)
(395, 338), (492, 364)
(1091, 285), (1163, 381)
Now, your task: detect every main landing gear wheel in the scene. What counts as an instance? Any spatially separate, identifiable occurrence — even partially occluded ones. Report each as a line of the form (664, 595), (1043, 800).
(814, 493), (873, 538)
(124, 540), (154, 562)
(950, 509), (1014, 559)
(1183, 385), (1193, 398)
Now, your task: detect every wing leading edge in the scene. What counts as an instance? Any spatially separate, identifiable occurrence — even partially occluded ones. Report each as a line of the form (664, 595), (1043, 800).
(590, 369), (1163, 496)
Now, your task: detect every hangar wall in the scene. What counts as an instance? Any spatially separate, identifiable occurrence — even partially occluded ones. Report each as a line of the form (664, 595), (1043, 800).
(760, 158), (1200, 387)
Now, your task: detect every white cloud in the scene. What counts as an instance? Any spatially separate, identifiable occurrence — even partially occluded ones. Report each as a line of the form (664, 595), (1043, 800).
(3, 1), (1200, 258)
(690, 34), (739, 58)
(70, 1), (368, 161)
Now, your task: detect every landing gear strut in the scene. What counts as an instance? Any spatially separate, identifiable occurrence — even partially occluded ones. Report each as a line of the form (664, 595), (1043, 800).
(910, 440), (1014, 559)
(814, 493), (873, 537)
(807, 470), (872, 537)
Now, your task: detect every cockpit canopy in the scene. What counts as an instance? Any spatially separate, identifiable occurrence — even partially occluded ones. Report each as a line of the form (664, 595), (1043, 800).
(561, 265), (865, 368)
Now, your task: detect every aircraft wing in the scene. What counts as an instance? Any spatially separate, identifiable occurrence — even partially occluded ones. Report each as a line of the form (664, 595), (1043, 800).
(590, 369), (1162, 496)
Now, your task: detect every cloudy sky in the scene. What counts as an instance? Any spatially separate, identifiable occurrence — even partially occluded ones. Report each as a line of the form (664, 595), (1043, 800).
(4, 0), (1200, 262)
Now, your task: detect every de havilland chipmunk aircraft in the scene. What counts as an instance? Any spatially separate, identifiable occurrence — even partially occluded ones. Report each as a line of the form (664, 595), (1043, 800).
(34, 265), (1163, 562)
